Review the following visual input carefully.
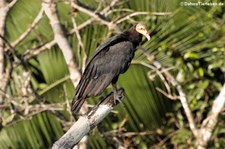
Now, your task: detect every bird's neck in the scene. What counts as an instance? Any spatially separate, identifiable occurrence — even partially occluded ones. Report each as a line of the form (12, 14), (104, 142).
(123, 29), (142, 47)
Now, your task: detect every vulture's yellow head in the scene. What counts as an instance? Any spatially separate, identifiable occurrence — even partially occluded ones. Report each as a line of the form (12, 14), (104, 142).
(135, 23), (150, 40)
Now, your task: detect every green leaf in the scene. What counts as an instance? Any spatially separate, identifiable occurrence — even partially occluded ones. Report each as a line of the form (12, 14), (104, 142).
(198, 67), (204, 77)
(184, 51), (200, 59)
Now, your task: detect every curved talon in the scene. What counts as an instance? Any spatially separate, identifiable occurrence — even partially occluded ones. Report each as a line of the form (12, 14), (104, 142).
(113, 88), (125, 105)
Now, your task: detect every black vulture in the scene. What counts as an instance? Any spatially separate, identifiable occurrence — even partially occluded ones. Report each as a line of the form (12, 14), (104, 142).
(71, 23), (150, 114)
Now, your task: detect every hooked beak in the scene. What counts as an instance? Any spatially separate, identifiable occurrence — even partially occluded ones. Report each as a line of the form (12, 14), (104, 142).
(144, 31), (150, 40)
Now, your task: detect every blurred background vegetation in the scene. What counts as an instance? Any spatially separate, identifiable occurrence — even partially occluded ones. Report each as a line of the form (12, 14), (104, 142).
(0, 0), (224, 148)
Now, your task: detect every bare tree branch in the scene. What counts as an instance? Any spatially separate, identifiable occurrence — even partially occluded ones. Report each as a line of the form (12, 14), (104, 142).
(139, 46), (225, 148)
(0, 0), (17, 127)
(6, 7), (44, 50)
(138, 46), (199, 136)
(23, 40), (56, 60)
(52, 91), (124, 149)
(69, 0), (121, 34)
(0, 87), (66, 125)
(163, 68), (199, 137)
(42, 0), (81, 87)
(24, 0), (121, 61)
(23, 18), (96, 61)
(197, 84), (225, 149)
(69, 18), (96, 34)
(100, 0), (119, 15)
(115, 11), (172, 24)
(69, 0), (119, 31)
(8, 0), (17, 8)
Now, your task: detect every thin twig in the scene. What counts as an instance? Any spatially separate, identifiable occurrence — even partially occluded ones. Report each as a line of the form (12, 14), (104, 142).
(152, 131), (177, 148)
(101, 0), (120, 15)
(5, 8), (44, 51)
(23, 40), (56, 60)
(132, 60), (174, 94)
(68, 0), (121, 32)
(63, 84), (73, 122)
(69, 18), (96, 35)
(0, 88), (65, 125)
(69, 1), (114, 29)
(71, 17), (87, 71)
(116, 11), (172, 24)
(156, 87), (179, 100)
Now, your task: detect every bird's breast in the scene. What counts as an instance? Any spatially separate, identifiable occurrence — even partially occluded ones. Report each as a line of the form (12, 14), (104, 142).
(110, 41), (136, 73)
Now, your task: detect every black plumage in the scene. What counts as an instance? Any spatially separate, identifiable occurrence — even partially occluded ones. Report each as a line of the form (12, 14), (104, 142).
(71, 23), (150, 114)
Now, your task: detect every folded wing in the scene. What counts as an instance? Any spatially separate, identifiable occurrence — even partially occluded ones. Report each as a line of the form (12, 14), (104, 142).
(71, 38), (135, 114)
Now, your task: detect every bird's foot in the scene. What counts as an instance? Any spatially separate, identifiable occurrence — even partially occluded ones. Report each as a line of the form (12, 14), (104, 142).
(113, 88), (125, 105)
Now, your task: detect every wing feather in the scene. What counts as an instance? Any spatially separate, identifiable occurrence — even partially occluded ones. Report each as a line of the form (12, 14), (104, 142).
(71, 39), (135, 114)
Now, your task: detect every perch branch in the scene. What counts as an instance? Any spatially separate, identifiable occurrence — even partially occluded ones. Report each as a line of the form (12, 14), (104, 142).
(52, 91), (124, 149)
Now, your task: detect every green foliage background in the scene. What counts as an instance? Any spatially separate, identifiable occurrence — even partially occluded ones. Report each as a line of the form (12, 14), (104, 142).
(0, 0), (224, 148)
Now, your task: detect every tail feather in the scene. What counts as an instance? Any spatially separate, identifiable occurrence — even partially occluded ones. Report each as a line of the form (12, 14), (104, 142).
(71, 74), (114, 114)
(71, 96), (86, 114)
